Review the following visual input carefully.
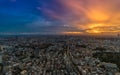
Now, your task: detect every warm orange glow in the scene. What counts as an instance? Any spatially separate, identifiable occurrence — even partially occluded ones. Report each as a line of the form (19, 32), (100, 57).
(85, 23), (120, 34)
(87, 9), (109, 22)
(59, 0), (120, 35)
(63, 32), (83, 35)
(86, 30), (101, 34)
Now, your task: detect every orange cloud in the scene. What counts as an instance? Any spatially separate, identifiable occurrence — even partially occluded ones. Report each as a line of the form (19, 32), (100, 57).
(62, 31), (83, 35)
(59, 0), (120, 35)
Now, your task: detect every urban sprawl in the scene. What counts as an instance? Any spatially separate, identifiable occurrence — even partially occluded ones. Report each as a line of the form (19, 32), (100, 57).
(0, 35), (120, 75)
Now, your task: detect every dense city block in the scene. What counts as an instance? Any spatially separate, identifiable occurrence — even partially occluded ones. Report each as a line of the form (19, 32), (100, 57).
(0, 35), (120, 75)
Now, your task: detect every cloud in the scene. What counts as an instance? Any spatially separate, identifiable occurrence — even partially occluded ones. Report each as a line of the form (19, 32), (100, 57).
(28, 18), (53, 27)
(26, 18), (63, 33)
(63, 0), (120, 34)
(40, 0), (120, 35)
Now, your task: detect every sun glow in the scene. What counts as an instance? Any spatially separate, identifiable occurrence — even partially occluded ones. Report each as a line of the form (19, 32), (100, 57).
(84, 23), (120, 34)
(63, 32), (83, 35)
(59, 0), (120, 35)
(86, 30), (101, 34)
(87, 9), (109, 22)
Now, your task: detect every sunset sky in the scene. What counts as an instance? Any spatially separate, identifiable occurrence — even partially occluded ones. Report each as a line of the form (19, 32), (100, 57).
(0, 0), (120, 35)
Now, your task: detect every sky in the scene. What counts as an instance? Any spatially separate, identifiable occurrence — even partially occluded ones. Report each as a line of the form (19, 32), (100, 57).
(0, 0), (120, 35)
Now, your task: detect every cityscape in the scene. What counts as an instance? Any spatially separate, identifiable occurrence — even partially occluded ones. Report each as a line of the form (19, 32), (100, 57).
(0, 35), (120, 75)
(0, 0), (120, 75)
